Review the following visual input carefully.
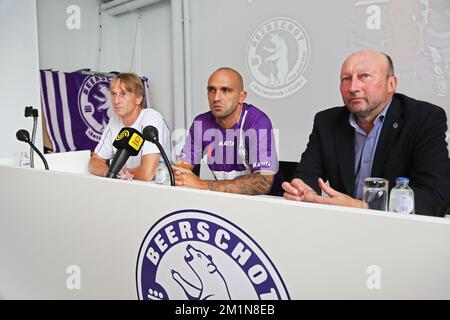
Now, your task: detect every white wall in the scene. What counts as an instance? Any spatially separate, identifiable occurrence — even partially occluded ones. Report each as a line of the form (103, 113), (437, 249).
(114, 2), (174, 130)
(37, 0), (119, 72)
(36, 0), (174, 130)
(0, 0), (42, 158)
(188, 0), (450, 161)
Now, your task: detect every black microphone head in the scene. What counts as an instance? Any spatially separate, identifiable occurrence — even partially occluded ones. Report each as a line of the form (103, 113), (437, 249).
(112, 127), (144, 156)
(142, 125), (159, 143)
(16, 129), (30, 143)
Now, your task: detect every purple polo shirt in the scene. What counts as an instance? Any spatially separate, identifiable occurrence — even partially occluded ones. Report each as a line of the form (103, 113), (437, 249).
(179, 103), (282, 195)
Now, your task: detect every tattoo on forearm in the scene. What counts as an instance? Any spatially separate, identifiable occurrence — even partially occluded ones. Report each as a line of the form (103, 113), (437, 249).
(206, 173), (274, 195)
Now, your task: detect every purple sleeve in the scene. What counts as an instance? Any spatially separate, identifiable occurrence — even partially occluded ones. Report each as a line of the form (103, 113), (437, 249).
(246, 116), (279, 174)
(179, 119), (204, 164)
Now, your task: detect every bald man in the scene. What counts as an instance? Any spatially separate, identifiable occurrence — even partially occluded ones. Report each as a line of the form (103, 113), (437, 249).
(283, 50), (450, 216)
(173, 67), (282, 196)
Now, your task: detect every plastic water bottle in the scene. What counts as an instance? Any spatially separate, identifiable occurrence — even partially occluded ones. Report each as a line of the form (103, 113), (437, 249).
(389, 177), (415, 214)
(19, 151), (30, 168)
(155, 159), (169, 185)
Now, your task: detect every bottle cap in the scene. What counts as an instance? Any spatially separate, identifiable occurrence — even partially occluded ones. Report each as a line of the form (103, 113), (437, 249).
(395, 177), (409, 182)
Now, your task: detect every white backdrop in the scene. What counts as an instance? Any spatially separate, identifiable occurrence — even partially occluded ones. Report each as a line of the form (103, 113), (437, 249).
(188, 0), (450, 161)
(0, 0), (42, 158)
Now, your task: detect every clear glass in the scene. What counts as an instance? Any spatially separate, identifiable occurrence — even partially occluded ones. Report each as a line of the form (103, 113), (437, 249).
(389, 177), (415, 214)
(363, 177), (389, 211)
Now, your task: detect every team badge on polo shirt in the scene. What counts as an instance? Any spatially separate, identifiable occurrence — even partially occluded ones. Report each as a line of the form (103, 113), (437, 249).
(136, 210), (290, 300)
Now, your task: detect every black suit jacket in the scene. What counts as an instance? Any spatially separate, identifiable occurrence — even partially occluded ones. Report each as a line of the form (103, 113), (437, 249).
(293, 93), (450, 216)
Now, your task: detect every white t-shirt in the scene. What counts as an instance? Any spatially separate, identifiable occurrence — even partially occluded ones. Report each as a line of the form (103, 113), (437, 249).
(94, 108), (171, 169)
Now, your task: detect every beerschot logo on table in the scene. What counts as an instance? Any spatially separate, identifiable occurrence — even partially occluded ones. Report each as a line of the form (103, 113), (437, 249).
(136, 210), (290, 300)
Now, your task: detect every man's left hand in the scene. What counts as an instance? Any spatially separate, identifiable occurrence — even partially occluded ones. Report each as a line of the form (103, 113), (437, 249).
(118, 168), (134, 181)
(302, 178), (367, 209)
(172, 165), (207, 190)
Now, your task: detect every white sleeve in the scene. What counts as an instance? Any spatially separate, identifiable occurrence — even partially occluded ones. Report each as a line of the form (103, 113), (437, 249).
(141, 113), (163, 156)
(94, 125), (114, 160)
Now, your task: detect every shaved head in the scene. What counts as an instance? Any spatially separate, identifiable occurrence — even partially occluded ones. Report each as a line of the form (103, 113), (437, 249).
(206, 67), (247, 128)
(210, 67), (244, 91)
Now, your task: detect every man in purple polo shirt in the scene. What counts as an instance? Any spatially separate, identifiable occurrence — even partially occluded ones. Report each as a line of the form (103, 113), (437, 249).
(173, 67), (282, 196)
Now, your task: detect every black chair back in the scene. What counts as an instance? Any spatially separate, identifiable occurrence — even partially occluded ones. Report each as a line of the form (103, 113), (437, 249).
(278, 161), (298, 183)
(439, 196), (450, 217)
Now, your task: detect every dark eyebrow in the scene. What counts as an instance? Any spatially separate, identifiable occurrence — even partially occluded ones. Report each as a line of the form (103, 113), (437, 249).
(207, 86), (233, 91)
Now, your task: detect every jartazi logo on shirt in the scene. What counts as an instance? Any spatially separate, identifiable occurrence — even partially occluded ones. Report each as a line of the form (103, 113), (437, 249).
(136, 210), (290, 300)
(253, 161), (272, 168)
(218, 141), (234, 147)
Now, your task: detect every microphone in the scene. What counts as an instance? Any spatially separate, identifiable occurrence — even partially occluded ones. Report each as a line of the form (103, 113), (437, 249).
(107, 127), (144, 178)
(16, 129), (30, 143)
(16, 129), (49, 170)
(142, 125), (175, 186)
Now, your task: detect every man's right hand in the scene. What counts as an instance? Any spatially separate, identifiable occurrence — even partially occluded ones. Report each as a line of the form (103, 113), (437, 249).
(282, 178), (318, 201)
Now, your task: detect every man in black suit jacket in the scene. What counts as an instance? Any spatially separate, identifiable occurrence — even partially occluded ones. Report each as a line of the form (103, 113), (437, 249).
(283, 50), (450, 216)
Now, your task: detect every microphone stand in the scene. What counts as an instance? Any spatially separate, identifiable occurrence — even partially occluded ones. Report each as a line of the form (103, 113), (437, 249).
(25, 106), (39, 168)
(153, 141), (175, 186)
(16, 129), (49, 170)
(142, 125), (175, 186)
(30, 115), (38, 168)
(26, 140), (49, 170)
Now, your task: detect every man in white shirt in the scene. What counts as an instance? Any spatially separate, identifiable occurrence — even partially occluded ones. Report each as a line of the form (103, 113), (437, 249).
(89, 73), (170, 181)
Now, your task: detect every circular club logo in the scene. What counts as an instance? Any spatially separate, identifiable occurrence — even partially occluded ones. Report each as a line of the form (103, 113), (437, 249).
(136, 210), (290, 300)
(78, 76), (113, 142)
(246, 17), (310, 99)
